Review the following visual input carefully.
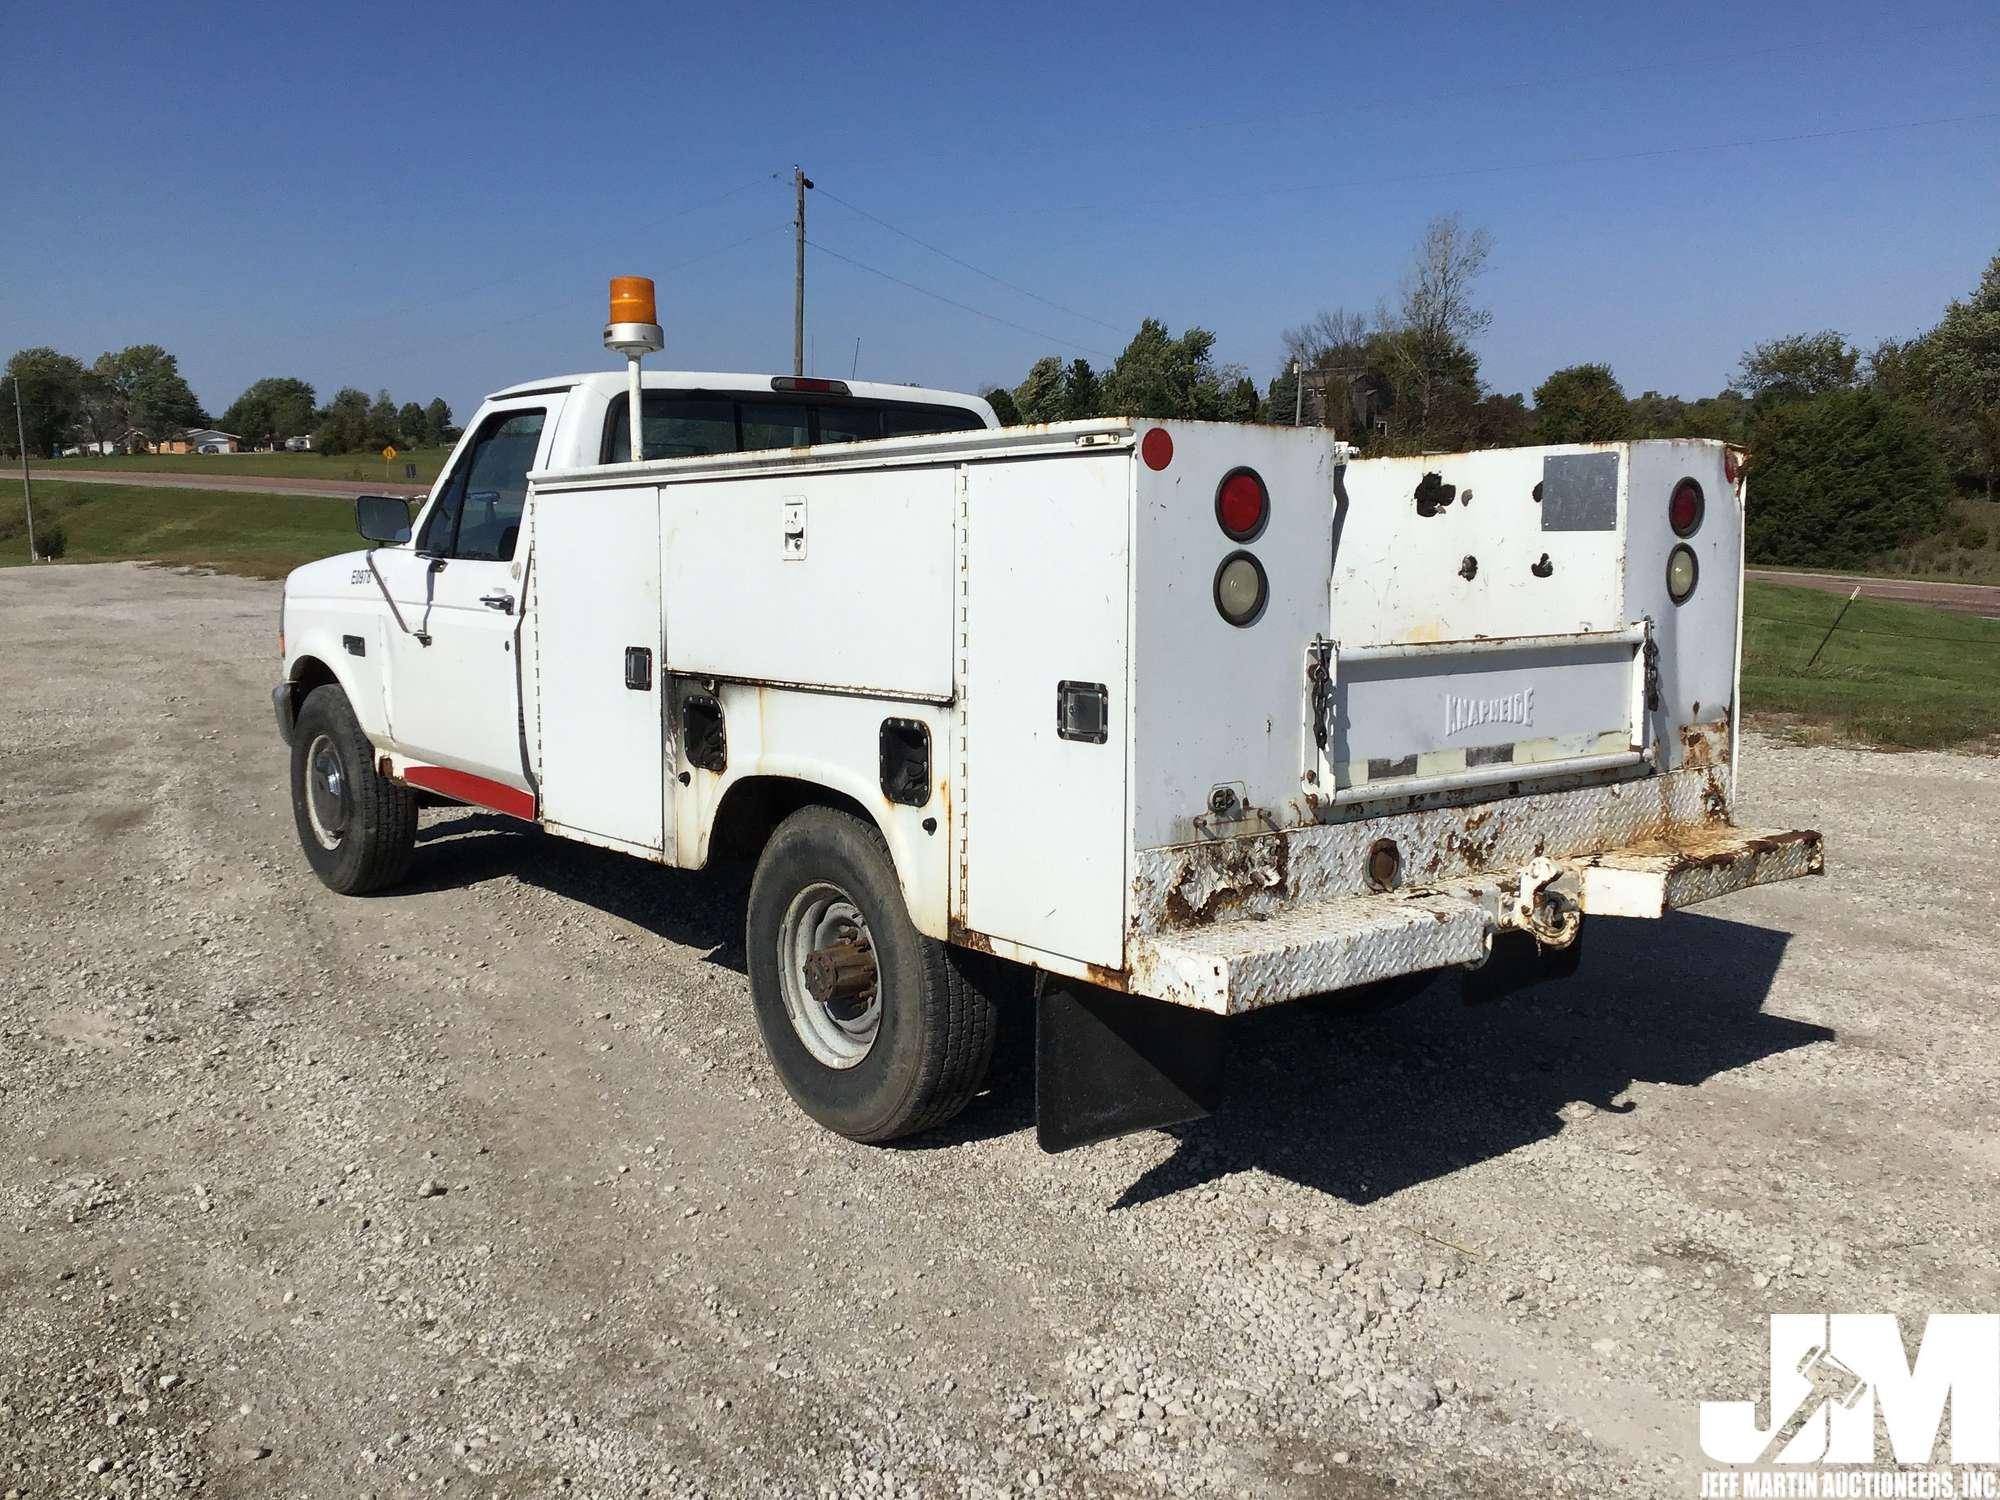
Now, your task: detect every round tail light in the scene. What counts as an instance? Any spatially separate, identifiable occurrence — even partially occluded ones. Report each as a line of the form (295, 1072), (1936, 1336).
(1666, 544), (1699, 604)
(1215, 467), (1269, 542)
(1669, 477), (1704, 537)
(1213, 550), (1268, 627)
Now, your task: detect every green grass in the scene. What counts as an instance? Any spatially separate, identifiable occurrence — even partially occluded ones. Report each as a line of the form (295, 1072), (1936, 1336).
(0, 478), (361, 578)
(1742, 581), (2000, 751)
(41, 447), (451, 484)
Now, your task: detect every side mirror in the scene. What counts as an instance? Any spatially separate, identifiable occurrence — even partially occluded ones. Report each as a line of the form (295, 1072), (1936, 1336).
(355, 494), (414, 546)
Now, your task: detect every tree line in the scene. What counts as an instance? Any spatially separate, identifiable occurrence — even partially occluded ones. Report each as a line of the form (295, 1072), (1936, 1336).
(981, 219), (1997, 570)
(0, 344), (458, 458)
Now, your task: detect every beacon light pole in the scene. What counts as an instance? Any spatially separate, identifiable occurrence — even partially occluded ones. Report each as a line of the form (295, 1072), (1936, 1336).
(603, 276), (665, 462)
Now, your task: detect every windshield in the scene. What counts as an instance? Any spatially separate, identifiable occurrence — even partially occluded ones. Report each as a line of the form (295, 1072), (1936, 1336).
(602, 392), (985, 462)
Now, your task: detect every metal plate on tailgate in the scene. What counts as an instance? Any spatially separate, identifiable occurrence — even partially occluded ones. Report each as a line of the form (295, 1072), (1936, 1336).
(1540, 452), (1619, 532)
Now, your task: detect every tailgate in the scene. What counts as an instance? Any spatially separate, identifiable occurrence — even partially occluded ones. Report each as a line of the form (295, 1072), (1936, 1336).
(1321, 624), (1650, 804)
(1327, 444), (1661, 805)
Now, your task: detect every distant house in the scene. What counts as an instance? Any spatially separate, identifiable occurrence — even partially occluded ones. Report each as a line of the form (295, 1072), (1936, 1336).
(59, 439), (118, 457)
(183, 428), (243, 454)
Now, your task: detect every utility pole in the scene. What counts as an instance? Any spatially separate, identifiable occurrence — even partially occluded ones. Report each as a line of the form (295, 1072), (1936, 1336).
(8, 375), (37, 563)
(1292, 360), (1302, 427)
(793, 166), (813, 378)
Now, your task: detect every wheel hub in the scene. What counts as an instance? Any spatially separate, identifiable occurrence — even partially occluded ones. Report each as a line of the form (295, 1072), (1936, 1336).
(304, 733), (350, 850)
(778, 885), (882, 1068)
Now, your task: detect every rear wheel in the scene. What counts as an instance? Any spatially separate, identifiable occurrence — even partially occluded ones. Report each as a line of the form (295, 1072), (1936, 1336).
(289, 684), (418, 895)
(747, 806), (995, 1142)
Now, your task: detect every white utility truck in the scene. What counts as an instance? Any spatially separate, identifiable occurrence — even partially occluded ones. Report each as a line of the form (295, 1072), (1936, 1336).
(274, 278), (1823, 1150)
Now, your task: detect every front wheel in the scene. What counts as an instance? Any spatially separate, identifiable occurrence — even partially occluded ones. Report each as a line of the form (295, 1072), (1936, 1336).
(289, 684), (418, 895)
(747, 806), (995, 1142)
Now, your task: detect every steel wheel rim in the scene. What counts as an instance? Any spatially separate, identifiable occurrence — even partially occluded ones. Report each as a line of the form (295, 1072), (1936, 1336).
(304, 733), (350, 850)
(778, 882), (881, 1069)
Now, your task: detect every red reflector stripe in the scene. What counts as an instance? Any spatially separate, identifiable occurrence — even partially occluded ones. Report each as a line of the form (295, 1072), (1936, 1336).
(404, 764), (536, 821)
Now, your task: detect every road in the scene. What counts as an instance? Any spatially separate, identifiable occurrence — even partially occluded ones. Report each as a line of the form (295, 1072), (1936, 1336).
(33, 466), (430, 500)
(1745, 567), (2000, 618)
(2, 564), (1996, 1496)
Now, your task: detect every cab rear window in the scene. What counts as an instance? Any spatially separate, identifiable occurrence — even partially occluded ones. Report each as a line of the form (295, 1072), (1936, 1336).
(602, 393), (983, 463)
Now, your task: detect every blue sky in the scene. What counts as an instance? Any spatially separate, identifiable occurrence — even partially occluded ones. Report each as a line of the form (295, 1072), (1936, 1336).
(5, 0), (1996, 426)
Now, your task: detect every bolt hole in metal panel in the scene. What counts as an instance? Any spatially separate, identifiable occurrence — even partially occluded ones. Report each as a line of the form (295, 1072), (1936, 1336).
(878, 718), (931, 806)
(682, 692), (727, 774)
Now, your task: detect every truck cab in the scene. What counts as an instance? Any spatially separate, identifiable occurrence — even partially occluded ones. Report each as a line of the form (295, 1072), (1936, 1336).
(277, 370), (992, 813)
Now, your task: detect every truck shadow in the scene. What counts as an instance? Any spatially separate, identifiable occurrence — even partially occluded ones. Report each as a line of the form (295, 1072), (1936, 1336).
(1098, 910), (1828, 1210)
(405, 813), (752, 971)
(400, 816), (1830, 1211)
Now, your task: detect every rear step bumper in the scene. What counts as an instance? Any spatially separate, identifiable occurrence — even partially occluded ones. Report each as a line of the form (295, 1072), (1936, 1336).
(1127, 824), (1823, 1014)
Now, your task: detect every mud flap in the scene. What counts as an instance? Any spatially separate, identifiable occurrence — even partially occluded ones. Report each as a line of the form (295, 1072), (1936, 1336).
(1035, 980), (1225, 1153)
(1460, 926), (1585, 1006)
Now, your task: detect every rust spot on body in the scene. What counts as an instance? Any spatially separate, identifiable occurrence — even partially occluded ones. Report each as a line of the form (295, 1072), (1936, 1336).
(1163, 834), (1290, 927)
(1678, 709), (1733, 772)
(948, 922), (1131, 994)
(1618, 825), (1824, 876)
(948, 922), (995, 956)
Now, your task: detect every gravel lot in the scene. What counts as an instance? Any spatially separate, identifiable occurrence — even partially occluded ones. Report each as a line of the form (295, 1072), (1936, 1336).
(3, 562), (1996, 1498)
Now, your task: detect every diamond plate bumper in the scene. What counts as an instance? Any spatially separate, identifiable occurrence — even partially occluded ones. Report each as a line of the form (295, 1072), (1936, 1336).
(1577, 825), (1825, 918)
(1126, 821), (1823, 1014)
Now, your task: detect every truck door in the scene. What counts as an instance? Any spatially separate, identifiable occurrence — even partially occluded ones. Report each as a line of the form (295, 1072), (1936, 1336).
(374, 403), (549, 799)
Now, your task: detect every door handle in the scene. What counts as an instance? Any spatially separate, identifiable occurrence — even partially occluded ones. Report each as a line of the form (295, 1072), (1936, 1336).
(479, 591), (515, 615)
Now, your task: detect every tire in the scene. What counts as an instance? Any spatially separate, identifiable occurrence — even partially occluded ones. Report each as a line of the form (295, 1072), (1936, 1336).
(289, 684), (418, 895)
(747, 806), (995, 1143)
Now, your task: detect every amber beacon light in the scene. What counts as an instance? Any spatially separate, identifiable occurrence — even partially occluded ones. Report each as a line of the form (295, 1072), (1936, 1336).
(604, 276), (665, 461)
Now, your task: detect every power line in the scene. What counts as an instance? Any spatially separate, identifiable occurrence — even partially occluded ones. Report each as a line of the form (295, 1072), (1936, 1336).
(1180, 17), (1995, 140)
(826, 15), (1992, 181)
(813, 183), (1128, 334)
(316, 224), (791, 390)
(297, 174), (776, 345)
(930, 109), (2000, 223)
(803, 237), (1120, 360)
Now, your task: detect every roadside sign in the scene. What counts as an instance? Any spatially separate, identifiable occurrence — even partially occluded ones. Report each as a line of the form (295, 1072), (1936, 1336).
(404, 463), (417, 480)
(381, 445), (397, 462)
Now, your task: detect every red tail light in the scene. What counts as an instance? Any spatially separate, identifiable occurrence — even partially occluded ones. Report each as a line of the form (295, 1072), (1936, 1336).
(1669, 477), (1704, 538)
(1215, 467), (1269, 542)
